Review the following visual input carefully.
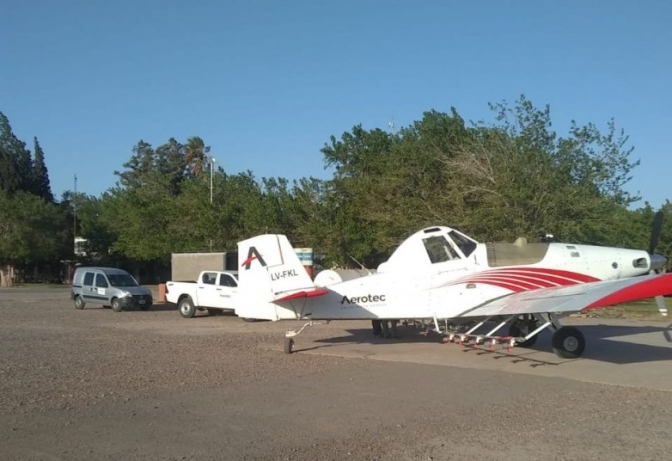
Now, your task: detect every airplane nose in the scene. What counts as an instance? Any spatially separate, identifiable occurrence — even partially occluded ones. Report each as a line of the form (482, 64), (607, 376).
(650, 253), (668, 271)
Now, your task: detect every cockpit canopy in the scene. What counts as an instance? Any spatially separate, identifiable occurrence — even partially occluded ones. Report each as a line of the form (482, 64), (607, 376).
(378, 226), (479, 272)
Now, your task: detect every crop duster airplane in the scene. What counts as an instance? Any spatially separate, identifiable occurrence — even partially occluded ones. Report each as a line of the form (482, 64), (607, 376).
(235, 215), (672, 359)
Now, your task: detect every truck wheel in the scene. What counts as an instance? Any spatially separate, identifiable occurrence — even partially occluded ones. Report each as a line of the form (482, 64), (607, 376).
(74, 295), (85, 310)
(179, 297), (196, 318)
(111, 298), (123, 312)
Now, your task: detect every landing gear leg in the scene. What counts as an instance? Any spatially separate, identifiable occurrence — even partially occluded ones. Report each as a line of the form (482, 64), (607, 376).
(283, 321), (325, 354)
(508, 315), (539, 348)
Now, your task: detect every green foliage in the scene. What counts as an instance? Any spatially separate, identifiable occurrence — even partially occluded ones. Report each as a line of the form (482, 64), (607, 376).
(32, 137), (53, 201)
(2, 96), (665, 275)
(0, 191), (66, 265)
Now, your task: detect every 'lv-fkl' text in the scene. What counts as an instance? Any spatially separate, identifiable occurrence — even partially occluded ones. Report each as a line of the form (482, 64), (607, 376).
(271, 269), (299, 281)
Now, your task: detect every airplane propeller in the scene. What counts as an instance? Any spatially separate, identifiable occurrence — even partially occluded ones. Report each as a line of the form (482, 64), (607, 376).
(649, 210), (664, 256)
(647, 210), (668, 316)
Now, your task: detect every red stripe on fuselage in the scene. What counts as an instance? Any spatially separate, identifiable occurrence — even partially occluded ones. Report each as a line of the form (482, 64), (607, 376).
(490, 267), (600, 283)
(467, 280), (527, 293)
(458, 275), (547, 290)
(443, 267), (600, 293)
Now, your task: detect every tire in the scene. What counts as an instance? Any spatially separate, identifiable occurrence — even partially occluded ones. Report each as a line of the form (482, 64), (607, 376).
(508, 321), (538, 348)
(179, 297), (196, 318)
(284, 338), (294, 354)
(74, 295), (85, 310)
(111, 298), (123, 312)
(372, 320), (382, 336)
(552, 326), (586, 359)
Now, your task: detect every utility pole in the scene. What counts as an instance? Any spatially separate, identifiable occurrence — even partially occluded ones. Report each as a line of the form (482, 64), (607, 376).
(209, 156), (216, 204)
(73, 175), (77, 239)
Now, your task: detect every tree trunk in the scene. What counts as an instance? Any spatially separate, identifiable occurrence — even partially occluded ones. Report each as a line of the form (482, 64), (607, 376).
(0, 264), (14, 287)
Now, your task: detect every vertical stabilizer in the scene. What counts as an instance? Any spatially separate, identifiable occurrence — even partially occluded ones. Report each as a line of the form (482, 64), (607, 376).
(236, 234), (325, 320)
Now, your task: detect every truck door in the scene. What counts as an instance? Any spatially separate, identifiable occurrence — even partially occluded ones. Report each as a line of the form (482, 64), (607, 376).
(217, 273), (238, 310)
(198, 272), (220, 308)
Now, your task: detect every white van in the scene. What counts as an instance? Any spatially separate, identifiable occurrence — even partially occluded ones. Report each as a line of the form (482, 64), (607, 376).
(71, 266), (153, 312)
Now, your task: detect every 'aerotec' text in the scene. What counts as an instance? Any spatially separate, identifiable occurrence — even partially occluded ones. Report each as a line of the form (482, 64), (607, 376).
(340, 294), (386, 304)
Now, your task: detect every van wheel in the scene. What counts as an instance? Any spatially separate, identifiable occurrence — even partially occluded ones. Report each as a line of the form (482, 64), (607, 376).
(179, 297), (196, 318)
(74, 296), (85, 310)
(111, 298), (123, 312)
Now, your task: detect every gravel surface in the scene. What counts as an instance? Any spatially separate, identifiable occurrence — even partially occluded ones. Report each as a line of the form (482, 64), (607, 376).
(2, 287), (672, 460)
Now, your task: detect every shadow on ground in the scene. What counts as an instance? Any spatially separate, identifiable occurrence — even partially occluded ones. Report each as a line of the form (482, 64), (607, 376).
(301, 321), (672, 366)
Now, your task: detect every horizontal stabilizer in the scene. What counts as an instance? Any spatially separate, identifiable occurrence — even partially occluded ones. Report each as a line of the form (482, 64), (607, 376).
(275, 288), (329, 302)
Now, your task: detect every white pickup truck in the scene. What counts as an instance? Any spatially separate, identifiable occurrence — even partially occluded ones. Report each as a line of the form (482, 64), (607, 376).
(166, 270), (239, 318)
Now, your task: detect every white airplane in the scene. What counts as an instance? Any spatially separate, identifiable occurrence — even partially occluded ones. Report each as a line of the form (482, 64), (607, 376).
(234, 216), (672, 359)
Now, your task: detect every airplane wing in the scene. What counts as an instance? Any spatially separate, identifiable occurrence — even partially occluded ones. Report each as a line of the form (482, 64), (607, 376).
(455, 273), (672, 318)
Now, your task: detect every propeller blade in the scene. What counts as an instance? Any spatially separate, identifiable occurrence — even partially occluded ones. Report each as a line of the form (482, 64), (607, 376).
(649, 210), (664, 254)
(655, 295), (668, 316)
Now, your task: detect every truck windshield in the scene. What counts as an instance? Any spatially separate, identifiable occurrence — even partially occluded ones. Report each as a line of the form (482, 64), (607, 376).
(107, 274), (139, 287)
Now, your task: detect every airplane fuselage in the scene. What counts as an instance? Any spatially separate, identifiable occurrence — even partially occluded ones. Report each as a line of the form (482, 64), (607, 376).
(279, 241), (653, 321)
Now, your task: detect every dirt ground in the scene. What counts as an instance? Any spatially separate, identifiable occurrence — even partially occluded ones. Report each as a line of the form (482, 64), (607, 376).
(1, 287), (672, 461)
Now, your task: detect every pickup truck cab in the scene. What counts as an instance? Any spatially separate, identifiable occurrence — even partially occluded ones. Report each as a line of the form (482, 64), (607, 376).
(165, 270), (238, 318)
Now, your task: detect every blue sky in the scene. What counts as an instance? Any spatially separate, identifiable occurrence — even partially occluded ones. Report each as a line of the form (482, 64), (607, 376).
(1, 0), (670, 208)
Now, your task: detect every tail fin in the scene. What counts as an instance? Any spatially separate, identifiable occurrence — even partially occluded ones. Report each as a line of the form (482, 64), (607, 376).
(236, 234), (327, 320)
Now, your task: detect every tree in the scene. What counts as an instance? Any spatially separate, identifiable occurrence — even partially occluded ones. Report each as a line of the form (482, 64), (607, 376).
(0, 191), (66, 286)
(0, 111), (33, 194)
(184, 136), (211, 178)
(31, 137), (53, 201)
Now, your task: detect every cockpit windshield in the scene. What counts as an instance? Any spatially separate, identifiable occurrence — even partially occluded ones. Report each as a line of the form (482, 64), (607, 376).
(449, 231), (477, 257)
(422, 236), (460, 264)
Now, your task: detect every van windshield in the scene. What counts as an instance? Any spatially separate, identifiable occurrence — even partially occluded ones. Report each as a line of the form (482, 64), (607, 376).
(107, 274), (139, 287)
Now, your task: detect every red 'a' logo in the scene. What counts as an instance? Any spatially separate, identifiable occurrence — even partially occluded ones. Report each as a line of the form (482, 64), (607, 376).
(241, 246), (267, 270)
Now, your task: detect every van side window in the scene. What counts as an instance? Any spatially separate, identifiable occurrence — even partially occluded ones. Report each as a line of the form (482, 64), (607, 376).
(83, 272), (95, 286)
(95, 274), (109, 288)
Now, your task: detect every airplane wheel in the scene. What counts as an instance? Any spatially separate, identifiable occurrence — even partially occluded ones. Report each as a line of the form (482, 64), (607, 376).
(284, 338), (294, 354)
(552, 327), (585, 359)
(508, 321), (538, 348)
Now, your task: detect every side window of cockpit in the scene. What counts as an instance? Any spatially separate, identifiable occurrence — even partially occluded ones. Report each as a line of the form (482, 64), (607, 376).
(449, 231), (477, 257)
(423, 236), (460, 263)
